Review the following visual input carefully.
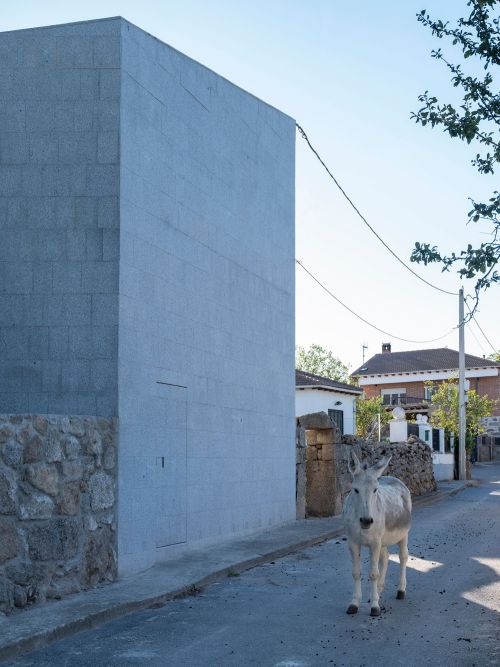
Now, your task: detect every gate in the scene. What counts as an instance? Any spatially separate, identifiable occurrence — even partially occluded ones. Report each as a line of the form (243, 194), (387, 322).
(432, 428), (440, 452)
(408, 423), (419, 438)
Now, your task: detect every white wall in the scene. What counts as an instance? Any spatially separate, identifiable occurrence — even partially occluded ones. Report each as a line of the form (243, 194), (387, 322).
(117, 20), (296, 575)
(358, 367), (498, 386)
(296, 389), (358, 435)
(432, 453), (454, 481)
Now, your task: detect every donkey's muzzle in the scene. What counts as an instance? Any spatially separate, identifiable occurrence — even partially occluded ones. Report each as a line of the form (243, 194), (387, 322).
(360, 517), (373, 529)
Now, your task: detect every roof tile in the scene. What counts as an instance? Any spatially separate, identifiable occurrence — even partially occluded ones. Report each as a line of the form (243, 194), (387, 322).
(296, 370), (362, 392)
(351, 347), (500, 376)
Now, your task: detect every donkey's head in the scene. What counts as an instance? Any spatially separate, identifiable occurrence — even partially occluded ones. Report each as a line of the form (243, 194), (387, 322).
(348, 452), (391, 529)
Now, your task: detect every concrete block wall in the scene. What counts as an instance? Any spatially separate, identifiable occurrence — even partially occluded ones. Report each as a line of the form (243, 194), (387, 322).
(0, 18), (121, 416)
(117, 21), (296, 574)
(0, 17), (296, 577)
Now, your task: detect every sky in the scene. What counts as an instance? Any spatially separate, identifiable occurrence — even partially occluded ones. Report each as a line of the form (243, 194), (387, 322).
(2, 1), (499, 372)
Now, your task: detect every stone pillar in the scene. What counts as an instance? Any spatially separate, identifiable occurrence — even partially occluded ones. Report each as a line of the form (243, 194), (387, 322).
(416, 414), (432, 447)
(389, 407), (408, 443)
(298, 412), (342, 518)
(305, 429), (336, 516)
(389, 419), (408, 443)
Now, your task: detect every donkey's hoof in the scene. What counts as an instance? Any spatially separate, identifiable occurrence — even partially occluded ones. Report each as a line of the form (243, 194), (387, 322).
(370, 606), (381, 617)
(396, 590), (405, 600)
(346, 604), (358, 615)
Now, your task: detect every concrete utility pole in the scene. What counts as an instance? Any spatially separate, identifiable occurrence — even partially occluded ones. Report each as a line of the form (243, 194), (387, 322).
(458, 288), (467, 480)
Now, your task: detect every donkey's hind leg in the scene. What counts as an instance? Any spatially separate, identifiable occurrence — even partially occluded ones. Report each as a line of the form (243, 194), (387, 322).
(397, 534), (409, 600)
(378, 546), (389, 595)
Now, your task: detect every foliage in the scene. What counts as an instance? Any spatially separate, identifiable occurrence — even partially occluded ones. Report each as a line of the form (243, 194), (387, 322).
(296, 344), (350, 383)
(356, 397), (391, 440)
(410, 1), (500, 309)
(488, 350), (500, 361)
(427, 379), (496, 449)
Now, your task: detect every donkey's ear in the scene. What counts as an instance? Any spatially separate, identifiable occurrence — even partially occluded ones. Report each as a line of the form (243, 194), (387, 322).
(347, 450), (361, 475)
(371, 455), (391, 478)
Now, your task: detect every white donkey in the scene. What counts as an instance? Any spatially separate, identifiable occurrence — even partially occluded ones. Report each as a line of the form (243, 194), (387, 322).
(342, 452), (411, 617)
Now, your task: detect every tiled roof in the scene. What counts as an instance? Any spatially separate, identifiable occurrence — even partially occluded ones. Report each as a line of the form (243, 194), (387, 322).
(295, 370), (363, 393)
(352, 347), (500, 376)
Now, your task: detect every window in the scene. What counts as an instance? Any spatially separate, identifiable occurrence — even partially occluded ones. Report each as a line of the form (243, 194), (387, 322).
(424, 385), (436, 401)
(328, 409), (344, 435)
(381, 388), (406, 406)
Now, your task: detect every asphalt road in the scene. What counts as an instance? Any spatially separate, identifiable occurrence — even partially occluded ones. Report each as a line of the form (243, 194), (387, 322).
(6, 464), (500, 667)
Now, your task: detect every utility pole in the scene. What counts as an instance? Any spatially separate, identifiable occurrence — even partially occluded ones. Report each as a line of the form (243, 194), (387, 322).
(458, 288), (466, 480)
(362, 344), (368, 364)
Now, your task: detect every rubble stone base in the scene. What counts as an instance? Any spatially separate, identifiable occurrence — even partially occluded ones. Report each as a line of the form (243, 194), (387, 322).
(0, 415), (117, 615)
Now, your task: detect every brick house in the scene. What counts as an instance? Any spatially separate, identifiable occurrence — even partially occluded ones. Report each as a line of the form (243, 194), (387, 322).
(352, 344), (500, 419)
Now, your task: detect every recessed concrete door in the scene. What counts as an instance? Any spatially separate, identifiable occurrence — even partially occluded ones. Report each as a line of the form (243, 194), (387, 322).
(154, 382), (188, 548)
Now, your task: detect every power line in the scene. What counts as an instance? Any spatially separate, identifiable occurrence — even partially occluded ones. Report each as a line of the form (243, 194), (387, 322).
(466, 322), (487, 356)
(465, 301), (497, 353)
(296, 123), (458, 297)
(472, 318), (496, 354)
(296, 259), (457, 344)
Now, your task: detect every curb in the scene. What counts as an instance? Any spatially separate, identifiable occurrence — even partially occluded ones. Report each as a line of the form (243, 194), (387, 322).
(0, 481), (471, 663)
(0, 526), (344, 664)
(412, 481), (475, 509)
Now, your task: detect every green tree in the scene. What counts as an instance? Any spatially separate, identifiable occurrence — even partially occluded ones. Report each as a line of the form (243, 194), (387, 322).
(411, 1), (500, 308)
(488, 350), (500, 361)
(296, 344), (350, 382)
(427, 379), (497, 450)
(356, 397), (391, 440)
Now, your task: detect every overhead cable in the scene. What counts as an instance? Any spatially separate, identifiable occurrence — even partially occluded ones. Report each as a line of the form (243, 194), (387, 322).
(466, 323), (487, 356)
(465, 302), (497, 354)
(296, 123), (458, 297)
(296, 259), (457, 344)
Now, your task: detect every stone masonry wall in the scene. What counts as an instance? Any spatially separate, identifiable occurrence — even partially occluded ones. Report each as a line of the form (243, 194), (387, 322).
(336, 436), (437, 502)
(296, 413), (437, 520)
(0, 414), (116, 614)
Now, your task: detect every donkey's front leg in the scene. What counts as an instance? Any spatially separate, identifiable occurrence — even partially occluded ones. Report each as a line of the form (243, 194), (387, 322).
(369, 541), (382, 616)
(396, 534), (409, 600)
(347, 539), (361, 614)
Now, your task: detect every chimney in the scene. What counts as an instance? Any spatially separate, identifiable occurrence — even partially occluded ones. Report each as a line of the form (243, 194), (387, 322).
(382, 342), (391, 354)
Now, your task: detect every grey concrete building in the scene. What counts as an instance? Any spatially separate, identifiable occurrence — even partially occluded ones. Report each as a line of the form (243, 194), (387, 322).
(0, 18), (295, 576)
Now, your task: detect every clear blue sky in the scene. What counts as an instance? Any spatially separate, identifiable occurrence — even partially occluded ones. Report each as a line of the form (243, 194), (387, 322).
(3, 1), (498, 370)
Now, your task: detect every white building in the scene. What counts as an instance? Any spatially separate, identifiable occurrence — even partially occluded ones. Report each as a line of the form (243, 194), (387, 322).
(295, 370), (363, 435)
